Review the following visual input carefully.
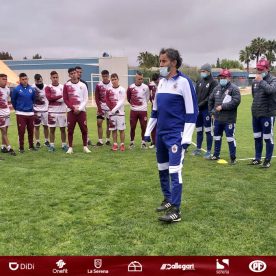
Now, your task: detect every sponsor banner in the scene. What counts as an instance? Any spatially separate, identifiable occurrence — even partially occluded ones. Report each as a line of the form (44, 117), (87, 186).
(0, 256), (275, 275)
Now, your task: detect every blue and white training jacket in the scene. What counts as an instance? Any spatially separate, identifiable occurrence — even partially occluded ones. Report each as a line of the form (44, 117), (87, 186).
(145, 71), (198, 148)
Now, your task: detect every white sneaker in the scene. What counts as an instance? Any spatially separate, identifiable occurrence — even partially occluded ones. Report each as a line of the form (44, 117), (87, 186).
(141, 143), (147, 149)
(83, 146), (91, 153)
(66, 147), (73, 154)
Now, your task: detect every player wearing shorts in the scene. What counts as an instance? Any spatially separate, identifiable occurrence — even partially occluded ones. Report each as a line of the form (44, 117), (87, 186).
(95, 70), (112, 146)
(45, 71), (68, 152)
(105, 73), (126, 151)
(32, 74), (49, 148)
(0, 74), (16, 157)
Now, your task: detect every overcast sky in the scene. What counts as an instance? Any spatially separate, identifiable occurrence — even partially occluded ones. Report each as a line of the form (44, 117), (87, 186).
(1, 0), (275, 66)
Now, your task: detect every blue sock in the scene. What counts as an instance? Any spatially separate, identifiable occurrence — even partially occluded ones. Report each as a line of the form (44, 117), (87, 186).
(254, 137), (263, 160)
(214, 139), (222, 157)
(228, 141), (236, 159)
(159, 169), (171, 202)
(170, 173), (182, 209)
(197, 131), (203, 149)
(264, 139), (274, 161)
(206, 131), (213, 152)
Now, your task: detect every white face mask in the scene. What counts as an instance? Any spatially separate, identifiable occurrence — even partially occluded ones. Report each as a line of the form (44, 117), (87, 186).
(159, 66), (170, 77)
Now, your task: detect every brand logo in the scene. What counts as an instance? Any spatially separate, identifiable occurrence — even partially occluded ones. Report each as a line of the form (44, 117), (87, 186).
(206, 116), (210, 121)
(128, 261), (142, 272)
(216, 259), (229, 274)
(264, 121), (269, 127)
(94, 259), (102, 269)
(56, 260), (66, 269)
(228, 124), (233, 130)
(87, 259), (109, 274)
(249, 260), (267, 273)
(8, 262), (35, 271)
(171, 144), (178, 153)
(53, 260), (68, 274)
(160, 263), (195, 271)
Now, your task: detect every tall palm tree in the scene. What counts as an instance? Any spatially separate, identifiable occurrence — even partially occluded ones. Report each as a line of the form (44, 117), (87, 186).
(137, 51), (159, 68)
(265, 39), (276, 65)
(239, 46), (252, 72)
(250, 37), (267, 64)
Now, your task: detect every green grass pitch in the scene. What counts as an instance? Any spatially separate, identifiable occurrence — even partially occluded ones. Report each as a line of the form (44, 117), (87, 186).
(0, 95), (275, 256)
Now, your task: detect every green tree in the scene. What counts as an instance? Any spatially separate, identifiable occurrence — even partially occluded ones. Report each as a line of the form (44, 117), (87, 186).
(250, 37), (267, 64)
(137, 51), (159, 68)
(265, 39), (276, 65)
(216, 58), (220, 68)
(239, 46), (253, 72)
(0, 51), (13, 60)
(220, 59), (243, 70)
(32, 53), (42, 59)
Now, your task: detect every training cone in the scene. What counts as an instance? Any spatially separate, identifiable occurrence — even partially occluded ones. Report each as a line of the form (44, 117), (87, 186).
(217, 159), (228, 164)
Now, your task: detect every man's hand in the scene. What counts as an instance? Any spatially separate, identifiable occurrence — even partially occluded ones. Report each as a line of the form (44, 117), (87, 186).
(144, 136), (151, 142)
(255, 73), (263, 82)
(216, 105), (222, 112)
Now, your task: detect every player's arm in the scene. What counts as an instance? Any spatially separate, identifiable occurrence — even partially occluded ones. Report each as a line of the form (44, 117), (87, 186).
(221, 87), (241, 110)
(144, 92), (158, 141)
(78, 85), (89, 111)
(127, 87), (131, 103)
(63, 84), (75, 110)
(11, 87), (18, 109)
(260, 78), (276, 95)
(181, 79), (198, 149)
(45, 86), (62, 102)
(112, 89), (126, 113)
(145, 86), (150, 102)
(208, 90), (215, 114)
(95, 84), (103, 114)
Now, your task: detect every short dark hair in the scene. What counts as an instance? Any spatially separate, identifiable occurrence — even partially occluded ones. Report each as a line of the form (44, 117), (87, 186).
(111, 73), (118, 79)
(50, 71), (58, 76)
(159, 48), (182, 69)
(136, 71), (143, 76)
(101, 70), (109, 75)
(34, 74), (42, 80)
(68, 68), (76, 74)
(75, 66), (82, 70)
(19, 73), (27, 78)
(0, 74), (7, 78)
(151, 73), (159, 81)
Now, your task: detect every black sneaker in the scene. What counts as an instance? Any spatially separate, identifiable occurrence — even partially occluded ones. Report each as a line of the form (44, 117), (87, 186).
(44, 141), (50, 147)
(210, 155), (220, 160)
(35, 142), (41, 148)
(249, 159), (262, 165)
(96, 141), (104, 146)
(262, 159), (271, 168)
(87, 140), (92, 146)
(156, 199), (172, 212)
(105, 141), (111, 146)
(19, 148), (25, 154)
(8, 149), (16, 156)
(1, 147), (8, 153)
(230, 158), (237, 165)
(29, 147), (38, 151)
(158, 206), (181, 223)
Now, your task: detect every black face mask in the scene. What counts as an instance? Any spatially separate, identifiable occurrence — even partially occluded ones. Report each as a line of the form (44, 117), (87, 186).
(36, 83), (44, 90)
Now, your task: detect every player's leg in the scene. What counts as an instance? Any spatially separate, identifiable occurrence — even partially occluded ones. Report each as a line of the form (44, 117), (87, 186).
(1, 119), (16, 156)
(42, 112), (49, 146)
(105, 112), (111, 145)
(155, 134), (171, 212)
(0, 117), (8, 153)
(261, 116), (275, 168)
(26, 115), (35, 150)
(96, 115), (104, 146)
(251, 116), (263, 164)
(66, 111), (77, 153)
(159, 133), (183, 222)
(203, 109), (213, 158)
(16, 114), (27, 152)
(225, 123), (236, 164)
(76, 111), (90, 153)
(118, 115), (126, 151)
(138, 111), (148, 148)
(149, 125), (156, 149)
(57, 113), (68, 151)
(34, 112), (41, 148)
(129, 110), (138, 148)
(193, 111), (203, 155)
(212, 120), (224, 159)
(48, 113), (56, 151)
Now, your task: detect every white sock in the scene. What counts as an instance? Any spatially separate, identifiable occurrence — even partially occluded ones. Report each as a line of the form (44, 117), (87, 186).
(120, 143), (124, 146)
(1, 144), (6, 149)
(130, 141), (134, 144)
(36, 140), (40, 143)
(62, 143), (67, 147)
(45, 138), (49, 142)
(99, 139), (103, 143)
(106, 138), (110, 142)
(50, 143), (55, 147)
(113, 143), (118, 146)
(7, 145), (11, 150)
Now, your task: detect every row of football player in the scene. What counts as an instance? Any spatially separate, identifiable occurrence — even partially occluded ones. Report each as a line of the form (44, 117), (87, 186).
(0, 67), (158, 157)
